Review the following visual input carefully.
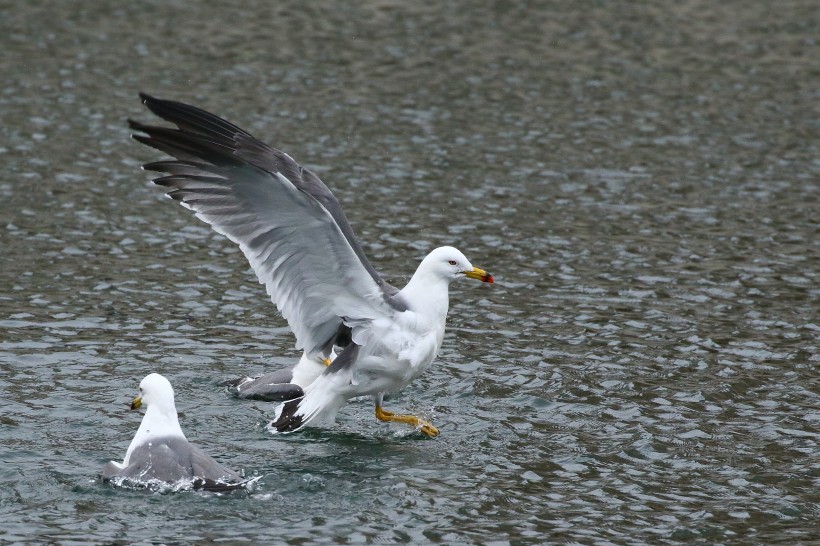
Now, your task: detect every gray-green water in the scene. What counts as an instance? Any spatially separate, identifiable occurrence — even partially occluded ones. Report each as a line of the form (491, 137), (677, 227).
(1, 1), (818, 544)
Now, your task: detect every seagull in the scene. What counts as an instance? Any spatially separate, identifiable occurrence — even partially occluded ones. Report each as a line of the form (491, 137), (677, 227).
(129, 93), (494, 436)
(101, 373), (244, 491)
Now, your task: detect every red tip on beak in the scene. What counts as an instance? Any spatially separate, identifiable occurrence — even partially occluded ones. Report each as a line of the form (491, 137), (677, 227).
(466, 267), (494, 283)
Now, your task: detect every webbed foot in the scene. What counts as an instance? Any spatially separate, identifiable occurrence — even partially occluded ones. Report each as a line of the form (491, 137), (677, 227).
(375, 405), (439, 437)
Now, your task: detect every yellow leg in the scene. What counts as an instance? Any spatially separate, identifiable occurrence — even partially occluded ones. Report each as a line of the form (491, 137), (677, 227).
(375, 405), (439, 437)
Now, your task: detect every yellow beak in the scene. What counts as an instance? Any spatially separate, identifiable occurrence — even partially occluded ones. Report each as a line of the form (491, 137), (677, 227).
(464, 267), (494, 283)
(130, 395), (142, 411)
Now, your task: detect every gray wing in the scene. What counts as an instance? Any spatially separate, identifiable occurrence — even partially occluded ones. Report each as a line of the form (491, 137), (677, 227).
(234, 369), (305, 401)
(103, 436), (240, 484)
(129, 93), (402, 357)
(189, 444), (242, 484)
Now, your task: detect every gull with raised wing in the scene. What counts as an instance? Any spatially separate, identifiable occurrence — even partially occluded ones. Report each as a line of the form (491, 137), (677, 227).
(129, 94), (494, 436)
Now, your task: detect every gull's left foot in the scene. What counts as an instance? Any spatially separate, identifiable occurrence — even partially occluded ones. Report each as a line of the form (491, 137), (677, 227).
(375, 405), (439, 437)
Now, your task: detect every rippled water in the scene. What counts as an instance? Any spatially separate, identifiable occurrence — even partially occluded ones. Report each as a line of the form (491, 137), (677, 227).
(2, 1), (818, 544)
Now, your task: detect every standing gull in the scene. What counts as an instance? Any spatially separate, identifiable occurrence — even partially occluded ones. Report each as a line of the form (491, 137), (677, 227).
(102, 373), (244, 491)
(130, 94), (494, 436)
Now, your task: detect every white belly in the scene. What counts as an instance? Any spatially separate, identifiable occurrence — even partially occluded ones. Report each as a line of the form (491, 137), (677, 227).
(349, 317), (443, 397)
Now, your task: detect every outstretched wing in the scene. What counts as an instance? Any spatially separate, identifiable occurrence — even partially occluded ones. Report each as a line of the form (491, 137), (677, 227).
(130, 93), (401, 357)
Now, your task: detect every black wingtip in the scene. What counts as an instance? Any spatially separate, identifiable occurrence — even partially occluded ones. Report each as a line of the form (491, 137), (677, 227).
(137, 92), (174, 122)
(194, 478), (249, 493)
(269, 399), (304, 433)
(128, 118), (149, 134)
(130, 133), (153, 147)
(136, 92), (183, 124)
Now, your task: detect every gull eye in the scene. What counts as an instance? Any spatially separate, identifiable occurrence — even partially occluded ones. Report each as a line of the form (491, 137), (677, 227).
(448, 260), (457, 266)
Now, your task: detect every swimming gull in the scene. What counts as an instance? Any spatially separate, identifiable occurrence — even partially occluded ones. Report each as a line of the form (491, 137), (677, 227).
(101, 373), (244, 491)
(129, 93), (494, 436)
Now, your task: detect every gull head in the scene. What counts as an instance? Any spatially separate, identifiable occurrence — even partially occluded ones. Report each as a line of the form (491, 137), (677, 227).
(420, 246), (494, 284)
(131, 373), (177, 414)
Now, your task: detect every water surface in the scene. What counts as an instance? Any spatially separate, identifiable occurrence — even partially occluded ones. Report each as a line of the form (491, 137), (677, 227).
(1, 1), (818, 544)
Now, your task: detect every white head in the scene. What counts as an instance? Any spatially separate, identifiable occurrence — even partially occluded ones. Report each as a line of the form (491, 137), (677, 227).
(131, 373), (177, 415)
(417, 246), (494, 284)
(121, 373), (185, 466)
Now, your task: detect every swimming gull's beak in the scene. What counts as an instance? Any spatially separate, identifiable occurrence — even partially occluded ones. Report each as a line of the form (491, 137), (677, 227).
(130, 395), (143, 411)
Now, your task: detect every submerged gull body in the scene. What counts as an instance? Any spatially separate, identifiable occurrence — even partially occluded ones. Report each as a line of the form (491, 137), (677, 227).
(227, 351), (332, 402)
(130, 94), (494, 436)
(102, 373), (243, 491)
(228, 322), (349, 401)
